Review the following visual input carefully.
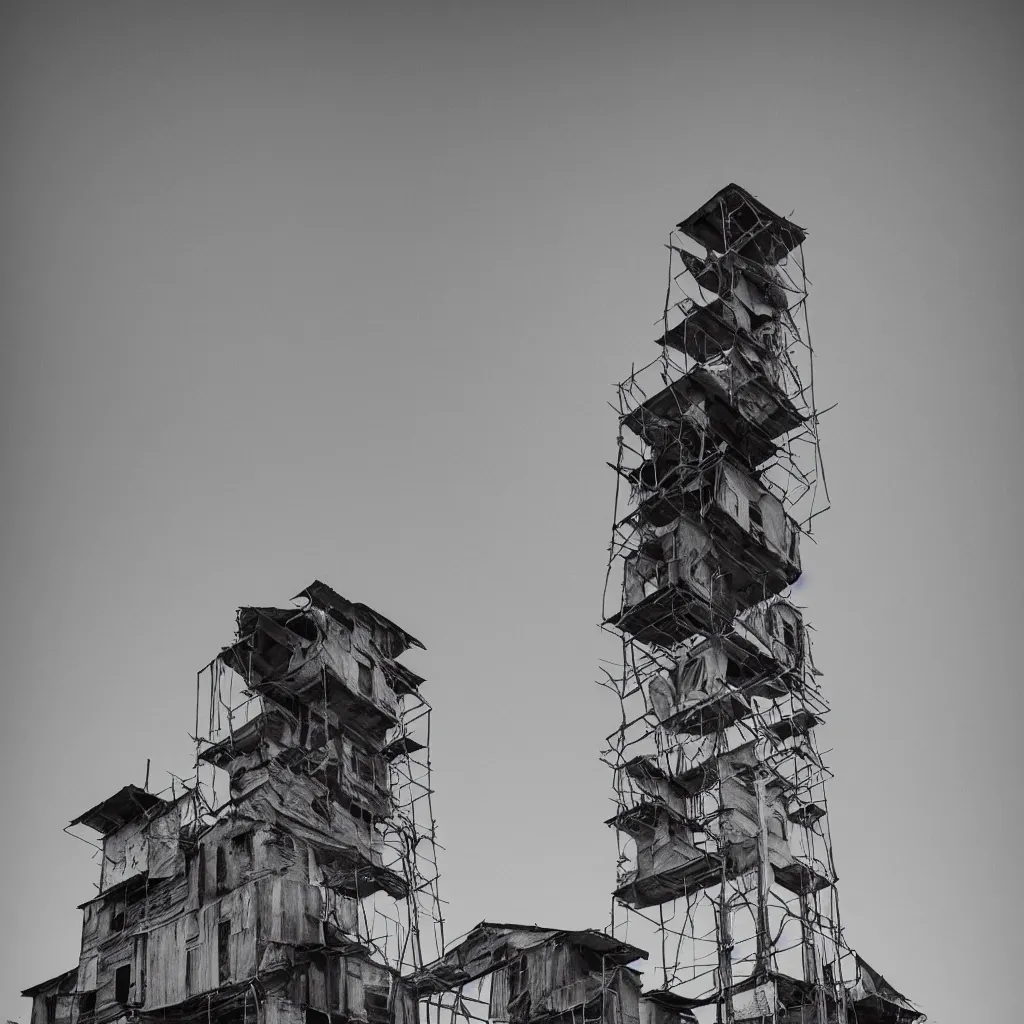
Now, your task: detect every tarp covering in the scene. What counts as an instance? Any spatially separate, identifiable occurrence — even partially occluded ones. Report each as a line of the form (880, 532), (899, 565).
(848, 957), (923, 1022)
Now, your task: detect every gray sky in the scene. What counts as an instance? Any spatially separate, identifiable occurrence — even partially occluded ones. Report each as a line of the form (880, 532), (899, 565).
(1, 2), (1021, 1021)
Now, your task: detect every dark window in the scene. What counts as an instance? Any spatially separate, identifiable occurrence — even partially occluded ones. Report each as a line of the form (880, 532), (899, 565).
(185, 947), (196, 992)
(306, 1012), (330, 1024)
(348, 751), (375, 785)
(215, 845), (228, 895)
(218, 920), (232, 985)
(373, 624), (394, 658)
(195, 846), (206, 907)
(126, 882), (147, 907)
(366, 989), (389, 1024)
(114, 965), (131, 1005)
(329, 608), (355, 633)
(45, 996), (57, 1024)
(509, 955), (528, 997)
(230, 832), (252, 855)
(357, 661), (373, 697)
(341, 796), (373, 824)
(783, 621), (797, 649)
(286, 613), (320, 644)
(230, 831), (253, 872)
(748, 502), (765, 542)
(111, 907), (125, 933)
(78, 993), (96, 1022)
(323, 957), (337, 1005)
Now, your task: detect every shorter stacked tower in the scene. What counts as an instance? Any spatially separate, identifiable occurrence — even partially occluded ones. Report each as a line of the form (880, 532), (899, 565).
(24, 582), (443, 1024)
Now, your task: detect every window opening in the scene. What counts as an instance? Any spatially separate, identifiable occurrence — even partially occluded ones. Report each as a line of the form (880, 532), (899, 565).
(366, 989), (389, 1024)
(78, 993), (96, 1023)
(215, 845), (228, 895)
(218, 920), (232, 985)
(748, 501), (765, 543)
(783, 620), (797, 649)
(357, 661), (373, 698)
(114, 965), (131, 1005)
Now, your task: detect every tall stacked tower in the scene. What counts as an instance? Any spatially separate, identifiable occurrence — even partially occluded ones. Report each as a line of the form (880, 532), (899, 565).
(600, 185), (923, 1023)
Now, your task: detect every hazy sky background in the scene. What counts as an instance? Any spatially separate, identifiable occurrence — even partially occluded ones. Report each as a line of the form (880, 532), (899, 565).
(1, 2), (1021, 1021)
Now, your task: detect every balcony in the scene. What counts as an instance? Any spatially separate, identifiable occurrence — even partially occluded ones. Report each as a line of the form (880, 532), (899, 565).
(609, 803), (724, 908)
(609, 756), (827, 909)
(658, 299), (744, 364)
(622, 353), (804, 471)
(773, 857), (833, 897)
(608, 544), (737, 648)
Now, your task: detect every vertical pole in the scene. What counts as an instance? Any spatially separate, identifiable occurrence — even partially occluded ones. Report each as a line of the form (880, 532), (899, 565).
(799, 892), (818, 986)
(753, 771), (773, 976)
(715, 759), (735, 1024)
(716, 886), (734, 1024)
(801, 890), (831, 1021)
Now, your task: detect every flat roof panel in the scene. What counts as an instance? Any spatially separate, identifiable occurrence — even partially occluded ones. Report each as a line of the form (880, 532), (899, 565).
(677, 183), (806, 265)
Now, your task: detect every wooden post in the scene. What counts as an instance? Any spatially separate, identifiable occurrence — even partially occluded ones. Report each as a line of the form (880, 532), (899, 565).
(716, 886), (734, 1024)
(753, 772), (773, 976)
